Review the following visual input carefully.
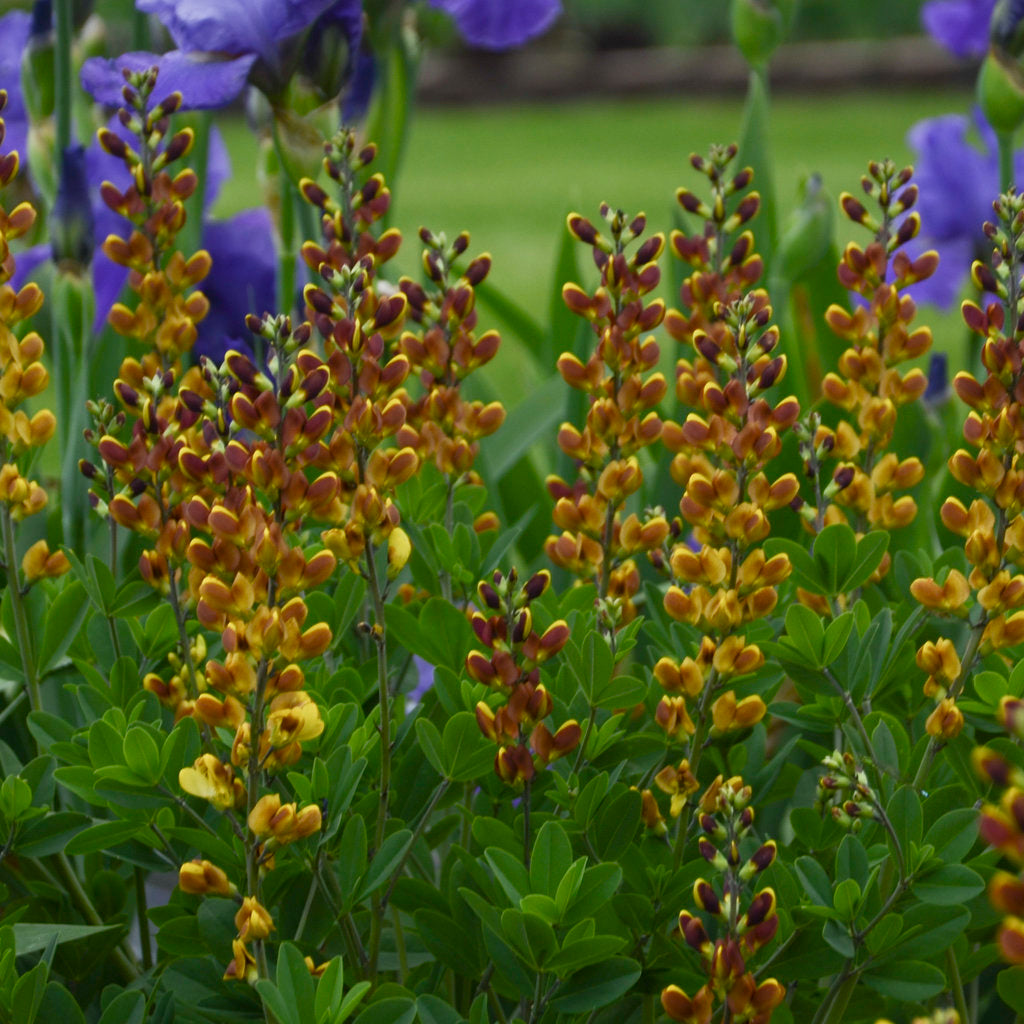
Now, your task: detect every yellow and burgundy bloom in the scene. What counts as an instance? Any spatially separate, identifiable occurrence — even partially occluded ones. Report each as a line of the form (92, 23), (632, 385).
(235, 896), (274, 941)
(194, 692), (247, 731)
(661, 983), (713, 1024)
(530, 720), (581, 764)
(178, 858), (234, 896)
(179, 754), (244, 810)
(711, 691), (766, 733)
(20, 539), (70, 581)
(991, 871), (1024, 916)
(910, 569), (971, 615)
(495, 743), (535, 785)
(925, 697), (964, 739)
(264, 690), (324, 747)
(656, 696), (696, 738)
(638, 788), (667, 835)
(248, 793), (322, 845)
(655, 759), (700, 817)
(224, 938), (259, 984)
(998, 916), (1024, 964)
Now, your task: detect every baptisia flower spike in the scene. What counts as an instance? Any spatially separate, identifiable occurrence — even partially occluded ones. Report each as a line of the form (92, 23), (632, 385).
(913, 190), (1024, 768)
(654, 146), (798, 801)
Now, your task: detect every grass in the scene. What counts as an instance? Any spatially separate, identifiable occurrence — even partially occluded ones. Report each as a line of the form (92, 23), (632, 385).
(216, 86), (973, 311)
(214, 86), (975, 405)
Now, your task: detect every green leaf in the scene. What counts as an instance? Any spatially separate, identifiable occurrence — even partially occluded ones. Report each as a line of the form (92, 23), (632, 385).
(358, 829), (413, 900)
(486, 373), (566, 481)
(96, 990), (145, 1024)
(65, 820), (146, 856)
(38, 581), (89, 676)
(419, 599), (475, 674)
(862, 960), (945, 1001)
(256, 981), (298, 1024)
(88, 718), (125, 769)
(764, 537), (827, 595)
(554, 857), (587, 916)
(442, 713), (493, 783)
(813, 523), (857, 594)
(550, 957), (641, 1012)
(998, 966), (1024, 1013)
(12, 961), (47, 1024)
(414, 718), (446, 779)
(122, 727), (162, 785)
(352, 997), (416, 1024)
(277, 943), (316, 1023)
(784, 603), (824, 667)
(593, 787), (640, 860)
(842, 530), (890, 591)
(822, 918), (854, 958)
(913, 864), (985, 905)
(530, 821), (572, 899)
(501, 908), (557, 968)
(336, 815), (368, 909)
(832, 878), (860, 921)
(415, 994), (466, 1024)
(794, 856), (832, 907)
(564, 863), (621, 926)
(822, 613), (854, 667)
(546, 935), (626, 976)
(887, 785), (922, 854)
(925, 808), (979, 863)
(485, 847), (531, 905)
(592, 673), (648, 710)
(313, 959), (344, 1024)
(334, 981), (371, 1024)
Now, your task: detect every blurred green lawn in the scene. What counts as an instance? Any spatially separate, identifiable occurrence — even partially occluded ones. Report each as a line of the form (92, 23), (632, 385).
(215, 87), (973, 396)
(216, 88), (969, 308)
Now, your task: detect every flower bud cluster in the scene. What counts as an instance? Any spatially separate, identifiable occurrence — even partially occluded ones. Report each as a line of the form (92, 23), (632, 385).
(974, 727), (1024, 966)
(469, 568), (579, 784)
(661, 775), (784, 1024)
(815, 750), (876, 830)
(811, 160), (935, 549)
(95, 69), (209, 376)
(396, 228), (504, 479)
(547, 203), (669, 628)
(0, 89), (67, 579)
(300, 130), (417, 579)
(658, 146), (795, 746)
(911, 191), (1024, 741)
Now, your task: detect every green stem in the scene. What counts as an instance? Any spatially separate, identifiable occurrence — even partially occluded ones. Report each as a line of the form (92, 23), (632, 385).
(181, 113), (211, 259)
(811, 969), (857, 1024)
(53, 853), (139, 980)
(947, 946), (970, 1024)
(276, 163), (297, 321)
(382, 779), (449, 909)
(54, 0), (73, 154)
(913, 614), (986, 791)
(293, 862), (319, 945)
(999, 130), (1017, 194)
(2, 506), (41, 718)
(134, 866), (153, 971)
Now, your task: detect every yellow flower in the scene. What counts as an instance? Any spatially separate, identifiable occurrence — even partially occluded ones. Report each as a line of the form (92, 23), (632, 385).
(178, 858), (234, 897)
(264, 690), (324, 747)
(235, 896), (274, 941)
(179, 754), (244, 810)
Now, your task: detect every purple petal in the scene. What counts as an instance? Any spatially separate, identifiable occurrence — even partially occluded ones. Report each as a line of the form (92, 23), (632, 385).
(408, 657), (436, 706)
(921, 0), (994, 58)
(194, 209), (277, 363)
(908, 114), (995, 241)
(80, 50), (256, 110)
(428, 0), (561, 49)
(0, 12), (31, 163)
(204, 126), (231, 209)
(903, 235), (974, 310)
(136, 0), (338, 62)
(10, 243), (50, 291)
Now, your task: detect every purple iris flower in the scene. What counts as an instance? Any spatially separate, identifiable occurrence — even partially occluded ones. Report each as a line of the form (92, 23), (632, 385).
(135, 0), (341, 65)
(921, 0), (995, 58)
(134, 0), (363, 103)
(0, 11), (31, 165)
(905, 110), (1024, 307)
(408, 656), (436, 707)
(80, 50), (256, 110)
(427, 0), (562, 49)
